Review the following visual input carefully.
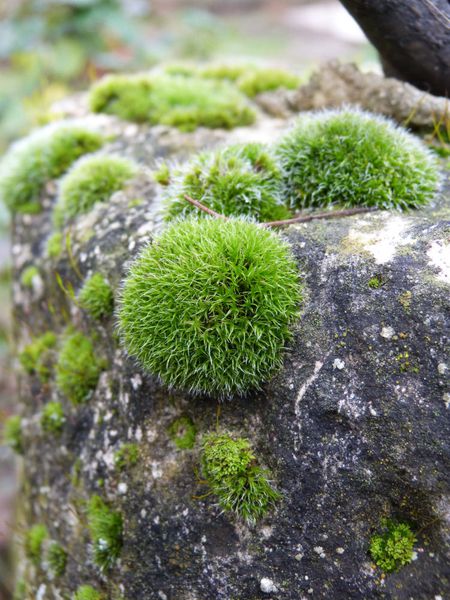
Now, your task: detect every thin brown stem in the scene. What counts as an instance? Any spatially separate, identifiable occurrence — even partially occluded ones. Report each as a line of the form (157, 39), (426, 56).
(183, 194), (380, 227)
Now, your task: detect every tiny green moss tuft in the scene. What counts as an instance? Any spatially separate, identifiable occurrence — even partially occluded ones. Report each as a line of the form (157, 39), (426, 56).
(118, 218), (301, 397)
(20, 266), (39, 288)
(199, 63), (252, 82)
(114, 443), (139, 470)
(153, 162), (171, 186)
(73, 585), (103, 600)
(168, 416), (196, 449)
(19, 331), (57, 382)
(54, 154), (137, 227)
(78, 273), (114, 320)
(25, 524), (48, 565)
(164, 143), (292, 223)
(370, 520), (416, 572)
(46, 232), (64, 259)
(87, 495), (123, 571)
(368, 274), (385, 289)
(55, 330), (104, 404)
(237, 67), (300, 97)
(4, 415), (23, 454)
(41, 401), (65, 434)
(277, 109), (440, 211)
(47, 542), (67, 577)
(89, 73), (255, 132)
(0, 125), (103, 214)
(201, 432), (281, 522)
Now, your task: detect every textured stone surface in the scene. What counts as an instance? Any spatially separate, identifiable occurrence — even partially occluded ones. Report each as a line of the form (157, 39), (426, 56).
(11, 77), (450, 600)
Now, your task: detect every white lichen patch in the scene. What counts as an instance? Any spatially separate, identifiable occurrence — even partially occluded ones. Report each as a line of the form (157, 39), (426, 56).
(344, 214), (414, 264)
(260, 577), (278, 594)
(427, 239), (450, 284)
(380, 326), (395, 339)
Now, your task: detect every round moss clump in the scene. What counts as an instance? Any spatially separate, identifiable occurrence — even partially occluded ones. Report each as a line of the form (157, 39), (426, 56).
(119, 218), (301, 397)
(276, 109), (440, 211)
(78, 273), (114, 319)
(164, 143), (292, 223)
(89, 73), (255, 132)
(54, 154), (137, 227)
(370, 521), (416, 572)
(0, 125), (103, 214)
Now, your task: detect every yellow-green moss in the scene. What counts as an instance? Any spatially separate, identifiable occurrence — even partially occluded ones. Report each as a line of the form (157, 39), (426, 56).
(78, 273), (114, 320)
(3, 415), (23, 454)
(73, 586), (103, 600)
(114, 443), (139, 470)
(19, 331), (57, 382)
(41, 401), (65, 434)
(25, 523), (48, 566)
(46, 232), (64, 259)
(87, 495), (123, 571)
(47, 542), (67, 577)
(167, 416), (196, 450)
(370, 521), (416, 572)
(20, 265), (39, 288)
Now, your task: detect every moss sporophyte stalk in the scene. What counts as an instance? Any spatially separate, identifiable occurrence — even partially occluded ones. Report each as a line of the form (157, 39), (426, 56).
(118, 218), (301, 397)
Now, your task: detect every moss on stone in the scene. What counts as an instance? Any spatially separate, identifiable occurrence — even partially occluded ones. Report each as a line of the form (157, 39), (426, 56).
(19, 331), (57, 382)
(47, 541), (67, 577)
(78, 273), (114, 320)
(55, 330), (104, 404)
(118, 218), (301, 397)
(368, 274), (385, 289)
(153, 162), (171, 186)
(73, 585), (103, 600)
(3, 414), (23, 454)
(167, 416), (196, 450)
(46, 231), (64, 259)
(89, 73), (255, 132)
(0, 125), (103, 214)
(54, 154), (137, 227)
(41, 401), (65, 434)
(201, 432), (281, 523)
(87, 495), (123, 571)
(370, 521), (416, 572)
(25, 523), (48, 566)
(164, 143), (292, 222)
(237, 67), (300, 97)
(114, 443), (139, 470)
(20, 265), (39, 288)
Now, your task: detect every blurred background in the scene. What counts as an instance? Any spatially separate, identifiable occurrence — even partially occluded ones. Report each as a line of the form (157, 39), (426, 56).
(0, 0), (376, 596)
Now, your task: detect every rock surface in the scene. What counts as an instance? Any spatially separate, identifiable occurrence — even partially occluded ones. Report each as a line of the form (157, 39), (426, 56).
(10, 71), (450, 600)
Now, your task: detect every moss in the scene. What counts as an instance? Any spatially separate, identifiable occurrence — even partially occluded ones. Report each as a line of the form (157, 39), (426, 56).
(73, 586), (103, 600)
(19, 331), (57, 382)
(118, 218), (301, 397)
(237, 67), (300, 97)
(199, 63), (252, 82)
(54, 154), (137, 227)
(46, 231), (64, 259)
(201, 432), (281, 523)
(41, 401), (65, 434)
(25, 523), (48, 566)
(78, 273), (114, 320)
(47, 541), (67, 577)
(368, 274), (385, 289)
(89, 73), (255, 132)
(164, 143), (292, 223)
(277, 109), (440, 211)
(20, 265), (39, 288)
(114, 443), (139, 470)
(13, 579), (27, 600)
(55, 330), (104, 404)
(168, 416), (196, 450)
(0, 125), (103, 214)
(370, 521), (416, 572)
(3, 415), (23, 454)
(398, 290), (412, 312)
(87, 495), (123, 571)
(153, 162), (171, 186)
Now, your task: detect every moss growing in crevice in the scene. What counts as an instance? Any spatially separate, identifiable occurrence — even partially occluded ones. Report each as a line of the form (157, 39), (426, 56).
(25, 523), (48, 566)
(55, 330), (104, 404)
(367, 274), (386, 290)
(78, 273), (114, 320)
(200, 432), (281, 523)
(41, 401), (65, 434)
(164, 143), (292, 223)
(73, 585), (103, 600)
(3, 415), (23, 454)
(19, 331), (57, 382)
(114, 442), (139, 470)
(47, 541), (67, 577)
(89, 73), (255, 132)
(87, 495), (123, 571)
(20, 266), (40, 288)
(0, 125), (103, 214)
(369, 520), (416, 572)
(54, 154), (137, 228)
(168, 416), (196, 450)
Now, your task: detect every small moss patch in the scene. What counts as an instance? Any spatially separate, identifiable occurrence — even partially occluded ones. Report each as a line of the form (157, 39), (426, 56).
(25, 523), (48, 566)
(201, 432), (281, 523)
(114, 443), (139, 470)
(118, 218), (301, 397)
(164, 143), (292, 222)
(78, 273), (114, 320)
(19, 331), (57, 382)
(47, 542), (67, 577)
(89, 73), (255, 132)
(41, 401), (65, 434)
(73, 586), (103, 600)
(168, 416), (196, 450)
(46, 232), (64, 259)
(54, 154), (137, 227)
(370, 521), (416, 572)
(237, 67), (300, 97)
(87, 495), (123, 571)
(368, 274), (386, 290)
(20, 266), (39, 288)
(55, 331), (104, 404)
(3, 415), (23, 454)
(0, 125), (103, 214)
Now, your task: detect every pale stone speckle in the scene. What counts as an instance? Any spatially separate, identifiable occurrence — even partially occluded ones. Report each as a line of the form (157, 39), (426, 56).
(333, 358), (345, 370)
(427, 239), (450, 284)
(260, 577), (278, 594)
(380, 326), (395, 339)
(118, 482), (128, 495)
